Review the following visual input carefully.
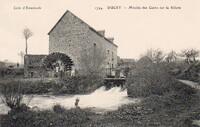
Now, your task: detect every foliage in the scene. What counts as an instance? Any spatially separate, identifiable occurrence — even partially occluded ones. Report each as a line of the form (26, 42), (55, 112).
(125, 49), (200, 126)
(22, 28), (33, 40)
(0, 67), (5, 77)
(22, 28), (33, 55)
(79, 45), (108, 76)
(19, 80), (55, 94)
(61, 75), (104, 94)
(0, 75), (104, 95)
(127, 54), (172, 97)
(165, 50), (177, 63)
(111, 81), (200, 127)
(141, 48), (165, 64)
(180, 48), (199, 64)
(177, 61), (200, 82)
(0, 80), (23, 110)
(0, 61), (5, 68)
(53, 104), (66, 113)
(0, 107), (94, 127)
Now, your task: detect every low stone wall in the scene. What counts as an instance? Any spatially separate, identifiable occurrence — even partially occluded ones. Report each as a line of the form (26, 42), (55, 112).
(24, 55), (49, 78)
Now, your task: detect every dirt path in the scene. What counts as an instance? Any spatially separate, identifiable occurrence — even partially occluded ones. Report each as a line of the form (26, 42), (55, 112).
(178, 80), (200, 90)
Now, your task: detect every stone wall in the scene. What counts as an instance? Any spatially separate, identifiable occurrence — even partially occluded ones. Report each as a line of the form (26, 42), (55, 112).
(48, 11), (118, 74)
(88, 29), (117, 69)
(49, 11), (90, 70)
(24, 55), (48, 78)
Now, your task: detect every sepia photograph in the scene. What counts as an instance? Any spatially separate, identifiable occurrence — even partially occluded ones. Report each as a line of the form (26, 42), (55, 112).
(0, 0), (200, 126)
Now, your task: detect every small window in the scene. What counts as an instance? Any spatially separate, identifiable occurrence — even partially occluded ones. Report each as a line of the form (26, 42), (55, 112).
(112, 64), (114, 68)
(107, 50), (110, 54)
(94, 43), (96, 46)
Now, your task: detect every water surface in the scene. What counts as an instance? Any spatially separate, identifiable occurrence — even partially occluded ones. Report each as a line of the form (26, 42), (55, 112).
(0, 86), (140, 114)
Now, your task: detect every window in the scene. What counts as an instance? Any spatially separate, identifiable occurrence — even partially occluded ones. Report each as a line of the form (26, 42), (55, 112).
(107, 50), (110, 54)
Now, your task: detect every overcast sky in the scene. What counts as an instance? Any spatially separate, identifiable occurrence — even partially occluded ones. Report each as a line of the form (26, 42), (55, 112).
(0, 0), (200, 63)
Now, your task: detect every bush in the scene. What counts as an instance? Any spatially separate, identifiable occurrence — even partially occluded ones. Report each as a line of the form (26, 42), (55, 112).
(0, 67), (5, 77)
(126, 60), (172, 97)
(0, 68), (24, 78)
(21, 80), (56, 94)
(61, 75), (104, 94)
(111, 81), (200, 127)
(0, 107), (94, 127)
(0, 75), (103, 95)
(178, 62), (200, 82)
(0, 80), (23, 110)
(53, 104), (66, 113)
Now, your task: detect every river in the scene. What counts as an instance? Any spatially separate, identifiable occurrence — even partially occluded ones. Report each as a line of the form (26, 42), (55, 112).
(0, 86), (140, 114)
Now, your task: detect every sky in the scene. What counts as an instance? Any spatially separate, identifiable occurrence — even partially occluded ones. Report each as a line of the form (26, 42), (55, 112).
(0, 0), (200, 63)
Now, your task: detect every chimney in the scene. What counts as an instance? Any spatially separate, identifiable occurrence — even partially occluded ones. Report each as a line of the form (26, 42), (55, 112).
(107, 37), (114, 43)
(97, 30), (105, 36)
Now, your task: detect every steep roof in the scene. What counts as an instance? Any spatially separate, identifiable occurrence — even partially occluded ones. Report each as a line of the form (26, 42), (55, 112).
(48, 10), (118, 47)
(121, 58), (135, 63)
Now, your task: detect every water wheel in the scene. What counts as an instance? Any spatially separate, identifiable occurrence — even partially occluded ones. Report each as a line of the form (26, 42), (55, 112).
(43, 52), (73, 71)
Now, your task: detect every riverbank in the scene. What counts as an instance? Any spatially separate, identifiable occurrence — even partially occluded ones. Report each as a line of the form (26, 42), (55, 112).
(1, 79), (200, 126)
(1, 91), (199, 127)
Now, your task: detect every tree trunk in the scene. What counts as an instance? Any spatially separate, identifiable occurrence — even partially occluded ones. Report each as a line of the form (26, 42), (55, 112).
(25, 39), (27, 55)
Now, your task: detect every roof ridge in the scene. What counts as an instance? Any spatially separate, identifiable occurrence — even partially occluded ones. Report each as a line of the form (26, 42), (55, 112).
(48, 10), (117, 47)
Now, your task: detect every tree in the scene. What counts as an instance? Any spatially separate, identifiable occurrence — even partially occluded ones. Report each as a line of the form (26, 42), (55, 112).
(127, 49), (171, 97)
(180, 48), (199, 64)
(165, 50), (177, 63)
(22, 28), (33, 55)
(141, 48), (165, 64)
(18, 51), (25, 64)
(78, 45), (107, 76)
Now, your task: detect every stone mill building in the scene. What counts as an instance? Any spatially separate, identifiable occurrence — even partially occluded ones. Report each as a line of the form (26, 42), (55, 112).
(24, 10), (118, 77)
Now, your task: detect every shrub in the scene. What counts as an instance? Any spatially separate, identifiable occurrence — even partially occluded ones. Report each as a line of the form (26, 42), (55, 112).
(20, 75), (104, 94)
(0, 67), (5, 77)
(20, 80), (57, 94)
(0, 80), (23, 110)
(178, 61), (200, 82)
(111, 81), (200, 127)
(53, 104), (66, 113)
(61, 75), (104, 94)
(0, 107), (94, 127)
(126, 60), (172, 97)
(0, 75), (103, 95)
(0, 68), (24, 78)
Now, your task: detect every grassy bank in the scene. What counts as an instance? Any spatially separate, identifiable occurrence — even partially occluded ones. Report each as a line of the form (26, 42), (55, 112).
(0, 75), (103, 95)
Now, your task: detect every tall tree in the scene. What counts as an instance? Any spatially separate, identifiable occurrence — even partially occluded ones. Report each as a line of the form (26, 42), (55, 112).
(78, 45), (107, 76)
(166, 50), (177, 63)
(180, 48), (199, 64)
(22, 28), (33, 55)
(141, 48), (165, 64)
(127, 49), (171, 97)
(18, 51), (25, 64)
